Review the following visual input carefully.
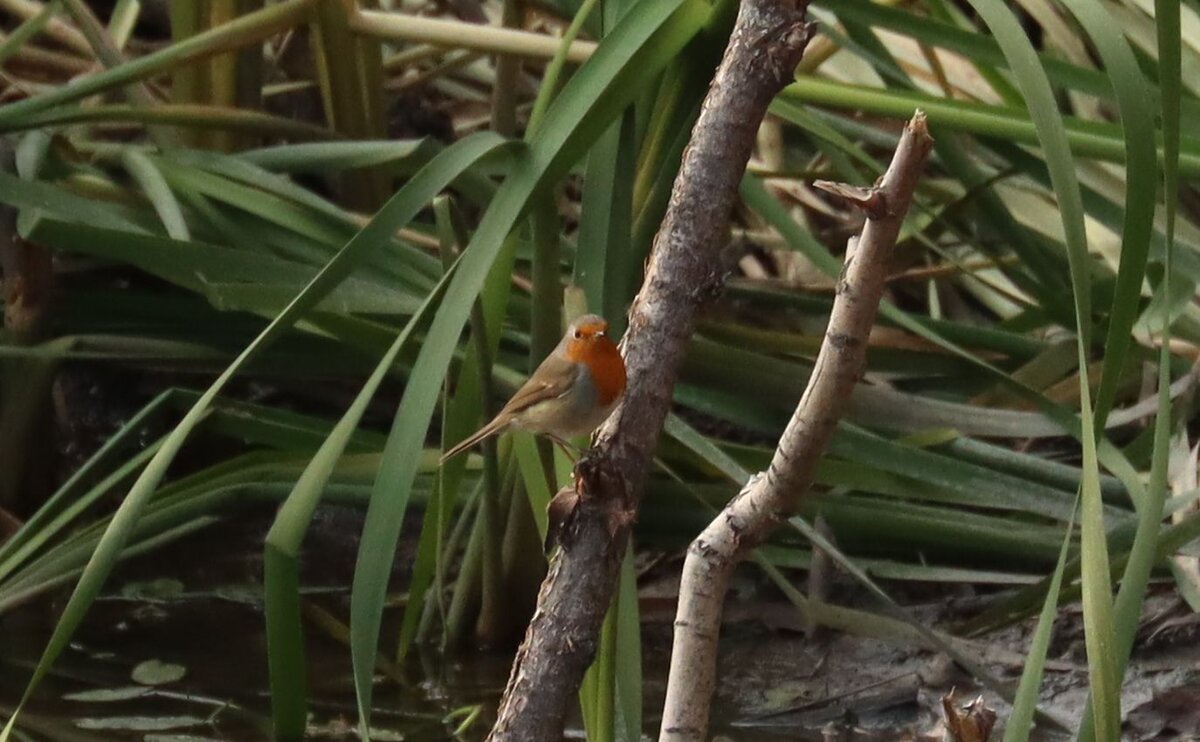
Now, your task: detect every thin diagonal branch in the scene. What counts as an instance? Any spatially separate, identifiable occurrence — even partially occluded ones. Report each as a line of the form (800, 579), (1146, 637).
(660, 111), (934, 741)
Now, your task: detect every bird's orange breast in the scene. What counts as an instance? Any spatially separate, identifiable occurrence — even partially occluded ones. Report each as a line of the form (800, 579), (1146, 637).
(568, 338), (626, 407)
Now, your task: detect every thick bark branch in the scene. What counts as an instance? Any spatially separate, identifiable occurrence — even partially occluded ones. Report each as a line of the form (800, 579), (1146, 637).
(659, 112), (934, 742)
(487, 3), (814, 740)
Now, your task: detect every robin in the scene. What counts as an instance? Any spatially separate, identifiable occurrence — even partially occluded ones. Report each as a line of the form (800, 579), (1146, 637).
(440, 314), (627, 463)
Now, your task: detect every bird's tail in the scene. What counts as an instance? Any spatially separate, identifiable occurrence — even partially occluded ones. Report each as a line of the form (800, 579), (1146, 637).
(439, 416), (508, 464)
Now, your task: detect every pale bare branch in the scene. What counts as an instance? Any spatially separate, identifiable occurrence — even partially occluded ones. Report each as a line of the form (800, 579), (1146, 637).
(660, 111), (934, 742)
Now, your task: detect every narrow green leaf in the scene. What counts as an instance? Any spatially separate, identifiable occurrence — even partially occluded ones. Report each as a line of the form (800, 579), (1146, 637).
(120, 150), (190, 240)
(264, 265), (456, 739)
(1003, 503), (1078, 742)
(513, 433), (551, 542)
(1077, 1), (1183, 738)
(579, 543), (640, 742)
(241, 139), (433, 173)
(395, 195), (514, 665)
(1057, 0), (1158, 429)
(581, 592), (617, 742)
(576, 108), (637, 329)
(308, 0), (389, 208)
(526, 0), (601, 137)
(960, 1), (1116, 736)
(612, 545), (642, 742)
(778, 78), (1200, 176)
(0, 170), (149, 233)
(662, 413), (751, 484)
(0, 103), (339, 141)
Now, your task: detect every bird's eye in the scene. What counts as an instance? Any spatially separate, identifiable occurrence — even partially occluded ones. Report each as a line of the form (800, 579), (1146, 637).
(573, 330), (583, 339)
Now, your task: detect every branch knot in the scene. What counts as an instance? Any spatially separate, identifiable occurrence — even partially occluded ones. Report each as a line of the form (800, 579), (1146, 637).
(813, 180), (890, 220)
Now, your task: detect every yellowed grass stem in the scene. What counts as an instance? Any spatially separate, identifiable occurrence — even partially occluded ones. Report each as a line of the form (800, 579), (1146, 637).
(350, 9), (596, 64)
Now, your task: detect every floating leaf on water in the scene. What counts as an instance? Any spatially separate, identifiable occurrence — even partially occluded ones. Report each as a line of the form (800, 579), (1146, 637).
(63, 686), (150, 702)
(304, 718), (406, 740)
(119, 578), (185, 601)
(131, 659), (187, 686)
(756, 681), (811, 714)
(212, 585), (262, 605)
(75, 715), (205, 731)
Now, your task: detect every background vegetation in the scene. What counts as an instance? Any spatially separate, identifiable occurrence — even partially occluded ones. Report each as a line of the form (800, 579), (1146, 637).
(0, 0), (1194, 739)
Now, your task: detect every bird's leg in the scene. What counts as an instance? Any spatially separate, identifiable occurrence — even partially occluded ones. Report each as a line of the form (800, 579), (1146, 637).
(545, 434), (583, 461)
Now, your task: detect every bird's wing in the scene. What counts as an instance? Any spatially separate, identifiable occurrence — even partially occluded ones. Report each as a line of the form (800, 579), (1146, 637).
(499, 354), (576, 416)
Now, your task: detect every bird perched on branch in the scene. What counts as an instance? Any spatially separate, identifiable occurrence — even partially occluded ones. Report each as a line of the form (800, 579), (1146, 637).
(440, 314), (626, 463)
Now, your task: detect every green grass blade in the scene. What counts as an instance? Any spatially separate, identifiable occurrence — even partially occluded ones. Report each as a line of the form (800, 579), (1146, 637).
(830, 426), (1097, 525)
(759, 0), (1144, 504)
(578, 544), (640, 742)
(1058, 0), (1158, 429)
(960, 1), (1117, 737)
(394, 195), (514, 665)
(1003, 502), (1078, 742)
(0, 442), (159, 593)
(0, 102), (340, 140)
(739, 174), (841, 275)
(528, 197), (563, 368)
(612, 545), (642, 742)
(514, 433), (552, 543)
(155, 160), (351, 246)
(777, 79), (1200, 176)
(1077, 0), (1183, 738)
(581, 598), (617, 742)
(526, 0), (600, 137)
(120, 149), (191, 240)
(571, 0), (646, 330)
(819, 0), (1121, 99)
(309, 0), (388, 208)
(1156, 0), (1183, 229)
(263, 266), (455, 739)
(60, 0), (160, 124)
(0, 170), (150, 232)
(663, 413), (752, 484)
(241, 139), (433, 173)
(576, 109), (637, 329)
